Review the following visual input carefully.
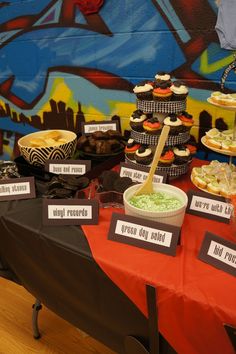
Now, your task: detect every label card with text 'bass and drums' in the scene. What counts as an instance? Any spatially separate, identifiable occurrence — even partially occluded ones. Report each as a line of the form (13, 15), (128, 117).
(45, 160), (91, 175)
(43, 199), (99, 225)
(108, 213), (180, 256)
(0, 177), (36, 201)
(186, 190), (232, 223)
(81, 120), (119, 135)
(119, 162), (167, 184)
(198, 232), (236, 277)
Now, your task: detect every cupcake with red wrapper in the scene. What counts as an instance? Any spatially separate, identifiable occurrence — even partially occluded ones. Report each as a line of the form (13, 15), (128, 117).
(152, 82), (172, 101)
(178, 111), (194, 132)
(134, 145), (153, 165)
(143, 117), (162, 135)
(158, 147), (174, 167)
(163, 113), (182, 135)
(130, 109), (148, 132)
(133, 80), (153, 101)
(170, 80), (188, 101)
(125, 138), (141, 160)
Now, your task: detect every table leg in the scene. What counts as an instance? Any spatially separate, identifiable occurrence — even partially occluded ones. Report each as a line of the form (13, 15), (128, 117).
(32, 299), (42, 339)
(146, 284), (159, 354)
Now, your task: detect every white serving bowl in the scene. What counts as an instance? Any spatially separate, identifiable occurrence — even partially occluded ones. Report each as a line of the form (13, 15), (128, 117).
(18, 129), (77, 166)
(123, 183), (188, 227)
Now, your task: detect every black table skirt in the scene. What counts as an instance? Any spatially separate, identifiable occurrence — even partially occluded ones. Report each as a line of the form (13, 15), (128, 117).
(0, 198), (176, 353)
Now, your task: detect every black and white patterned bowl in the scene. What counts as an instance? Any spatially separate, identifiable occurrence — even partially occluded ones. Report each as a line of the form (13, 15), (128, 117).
(18, 130), (77, 167)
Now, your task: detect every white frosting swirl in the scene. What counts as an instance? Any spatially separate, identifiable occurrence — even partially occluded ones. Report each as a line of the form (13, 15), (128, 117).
(127, 138), (134, 144)
(155, 73), (171, 81)
(170, 84), (188, 95)
(136, 148), (152, 157)
(173, 147), (190, 157)
(133, 83), (153, 93)
(130, 114), (147, 123)
(164, 116), (182, 127)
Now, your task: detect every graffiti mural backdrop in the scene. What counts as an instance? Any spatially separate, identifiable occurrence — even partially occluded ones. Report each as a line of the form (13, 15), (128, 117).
(0, 0), (235, 160)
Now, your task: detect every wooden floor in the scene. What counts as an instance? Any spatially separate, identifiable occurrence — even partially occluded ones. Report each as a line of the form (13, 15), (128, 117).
(0, 277), (116, 354)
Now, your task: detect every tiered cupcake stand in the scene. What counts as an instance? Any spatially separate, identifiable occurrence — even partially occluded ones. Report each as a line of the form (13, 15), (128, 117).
(125, 99), (192, 179)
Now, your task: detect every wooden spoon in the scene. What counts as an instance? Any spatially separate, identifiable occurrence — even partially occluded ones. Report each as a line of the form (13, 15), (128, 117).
(134, 125), (170, 196)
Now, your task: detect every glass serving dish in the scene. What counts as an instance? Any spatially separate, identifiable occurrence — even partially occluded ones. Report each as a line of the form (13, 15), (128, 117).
(95, 191), (124, 208)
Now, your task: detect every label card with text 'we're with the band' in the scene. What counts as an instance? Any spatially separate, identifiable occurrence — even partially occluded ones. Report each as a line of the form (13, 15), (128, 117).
(42, 199), (99, 225)
(45, 160), (91, 175)
(186, 190), (232, 223)
(0, 177), (36, 201)
(108, 212), (180, 256)
(119, 162), (167, 184)
(198, 232), (236, 277)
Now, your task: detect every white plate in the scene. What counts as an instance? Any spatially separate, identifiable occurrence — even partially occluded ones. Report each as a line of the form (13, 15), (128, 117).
(201, 136), (236, 156)
(190, 174), (220, 196)
(207, 97), (236, 111)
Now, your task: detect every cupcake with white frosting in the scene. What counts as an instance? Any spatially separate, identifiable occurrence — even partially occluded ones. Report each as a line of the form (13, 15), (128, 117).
(134, 145), (153, 165)
(129, 109), (148, 132)
(170, 80), (188, 101)
(173, 145), (191, 165)
(133, 80), (153, 100)
(163, 113), (182, 135)
(154, 72), (172, 87)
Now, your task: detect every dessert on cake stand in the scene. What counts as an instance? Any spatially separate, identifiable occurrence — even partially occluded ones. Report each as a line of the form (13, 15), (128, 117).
(126, 99), (192, 179)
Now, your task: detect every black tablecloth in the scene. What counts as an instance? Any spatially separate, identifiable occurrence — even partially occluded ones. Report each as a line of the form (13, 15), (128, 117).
(0, 198), (175, 353)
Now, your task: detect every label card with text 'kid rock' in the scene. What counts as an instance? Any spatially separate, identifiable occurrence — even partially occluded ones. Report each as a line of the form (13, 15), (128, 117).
(108, 213), (180, 256)
(81, 120), (119, 135)
(119, 162), (167, 184)
(43, 199), (99, 225)
(198, 232), (236, 277)
(45, 160), (91, 175)
(186, 190), (232, 223)
(0, 177), (36, 201)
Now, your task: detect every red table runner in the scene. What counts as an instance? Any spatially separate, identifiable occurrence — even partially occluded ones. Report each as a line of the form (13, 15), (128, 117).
(82, 159), (236, 354)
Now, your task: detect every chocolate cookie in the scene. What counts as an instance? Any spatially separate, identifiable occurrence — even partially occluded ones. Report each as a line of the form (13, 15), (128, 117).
(113, 177), (133, 193)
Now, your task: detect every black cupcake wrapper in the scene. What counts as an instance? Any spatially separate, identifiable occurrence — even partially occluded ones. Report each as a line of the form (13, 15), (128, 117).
(125, 155), (192, 179)
(136, 99), (186, 113)
(130, 129), (190, 146)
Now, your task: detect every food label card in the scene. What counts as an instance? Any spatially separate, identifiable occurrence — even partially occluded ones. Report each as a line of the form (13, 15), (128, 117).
(0, 177), (36, 201)
(43, 199), (99, 225)
(186, 190), (232, 223)
(198, 232), (236, 277)
(45, 160), (91, 175)
(108, 213), (180, 256)
(119, 162), (167, 184)
(81, 120), (119, 135)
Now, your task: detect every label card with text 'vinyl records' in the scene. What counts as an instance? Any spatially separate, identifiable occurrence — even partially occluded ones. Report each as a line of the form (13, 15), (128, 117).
(43, 199), (99, 225)
(119, 162), (167, 184)
(198, 232), (236, 277)
(45, 160), (91, 175)
(108, 212), (180, 256)
(186, 190), (232, 223)
(0, 177), (36, 201)
(81, 120), (119, 135)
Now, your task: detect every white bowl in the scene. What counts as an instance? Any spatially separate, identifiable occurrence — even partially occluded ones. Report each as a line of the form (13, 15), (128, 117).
(123, 183), (188, 227)
(18, 129), (77, 166)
